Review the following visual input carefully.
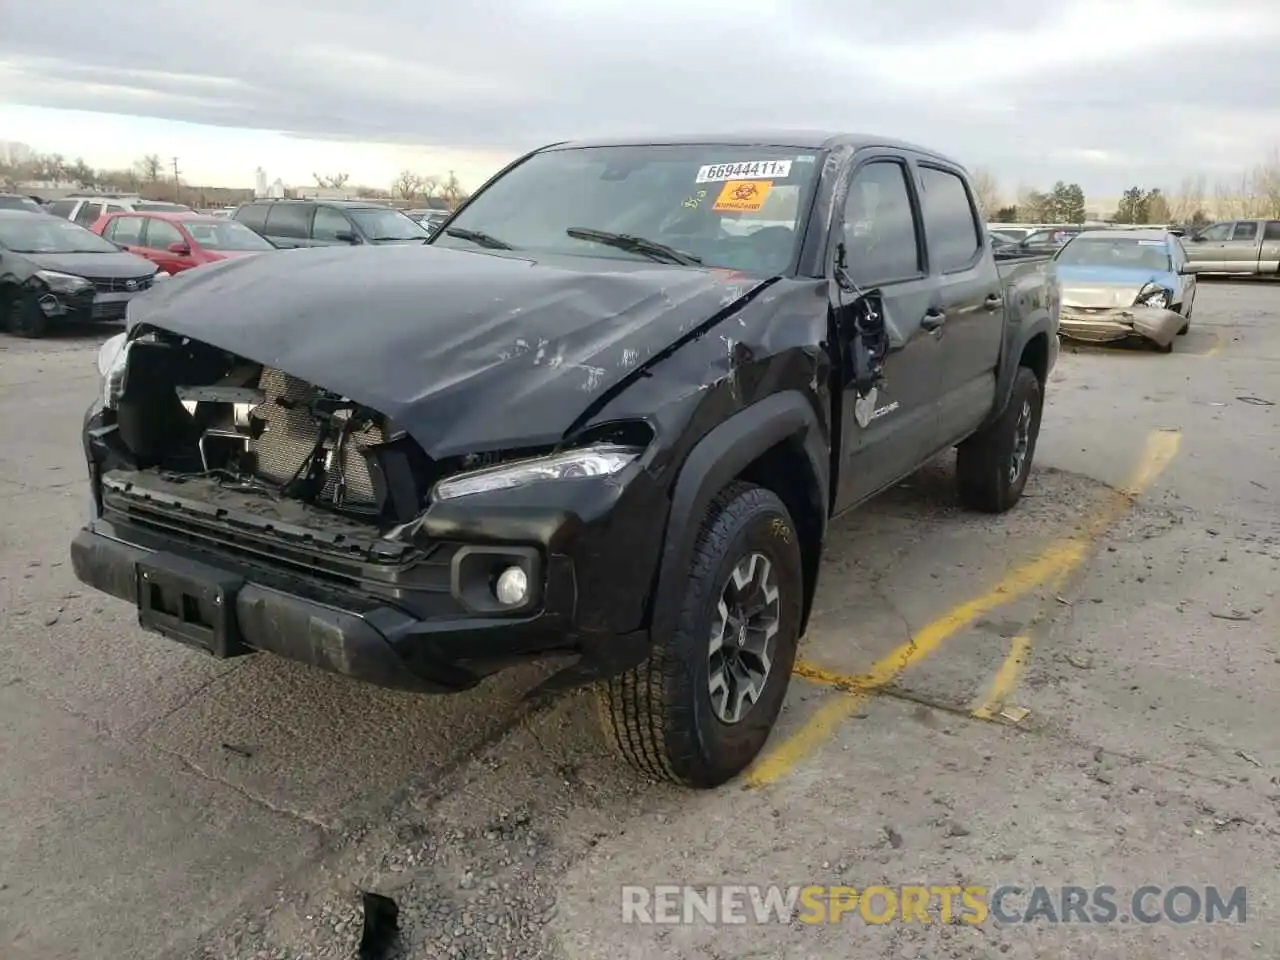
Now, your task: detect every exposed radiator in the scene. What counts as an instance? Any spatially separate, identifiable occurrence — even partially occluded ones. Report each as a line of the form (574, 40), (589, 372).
(249, 367), (385, 508)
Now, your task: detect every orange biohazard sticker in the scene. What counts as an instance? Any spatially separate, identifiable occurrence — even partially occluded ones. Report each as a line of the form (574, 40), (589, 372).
(712, 179), (773, 212)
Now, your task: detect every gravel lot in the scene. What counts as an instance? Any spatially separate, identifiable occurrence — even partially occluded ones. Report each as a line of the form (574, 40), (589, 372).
(1, 281), (1277, 960)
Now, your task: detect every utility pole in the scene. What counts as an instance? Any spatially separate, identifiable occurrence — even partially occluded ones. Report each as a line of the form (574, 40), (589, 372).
(171, 156), (180, 201)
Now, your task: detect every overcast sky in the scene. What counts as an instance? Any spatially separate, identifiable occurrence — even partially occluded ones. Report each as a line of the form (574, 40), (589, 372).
(2, 0), (1277, 202)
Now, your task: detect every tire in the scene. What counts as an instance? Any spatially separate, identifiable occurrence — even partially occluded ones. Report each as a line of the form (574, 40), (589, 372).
(6, 293), (49, 338)
(1154, 339), (1174, 353)
(1177, 320), (1190, 335)
(956, 365), (1043, 514)
(597, 482), (804, 788)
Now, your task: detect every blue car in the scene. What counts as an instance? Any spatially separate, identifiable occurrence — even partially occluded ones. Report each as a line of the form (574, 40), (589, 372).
(1052, 229), (1196, 352)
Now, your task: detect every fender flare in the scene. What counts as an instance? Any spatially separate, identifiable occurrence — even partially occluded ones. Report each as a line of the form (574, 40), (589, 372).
(649, 390), (829, 640)
(993, 315), (1056, 419)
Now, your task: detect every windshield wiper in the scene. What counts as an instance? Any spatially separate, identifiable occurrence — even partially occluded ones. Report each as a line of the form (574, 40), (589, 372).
(566, 227), (702, 265)
(444, 227), (514, 250)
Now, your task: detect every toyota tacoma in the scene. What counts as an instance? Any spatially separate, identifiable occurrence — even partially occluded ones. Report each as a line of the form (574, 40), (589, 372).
(71, 132), (1059, 788)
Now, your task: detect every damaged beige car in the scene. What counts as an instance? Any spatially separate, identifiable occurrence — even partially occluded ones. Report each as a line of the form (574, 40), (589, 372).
(1051, 229), (1195, 353)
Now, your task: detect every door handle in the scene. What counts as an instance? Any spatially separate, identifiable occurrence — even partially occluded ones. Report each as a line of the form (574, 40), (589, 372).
(983, 293), (1002, 311)
(921, 309), (947, 332)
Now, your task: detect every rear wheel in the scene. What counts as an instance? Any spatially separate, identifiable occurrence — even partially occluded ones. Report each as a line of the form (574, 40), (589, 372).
(956, 365), (1043, 513)
(597, 482), (803, 788)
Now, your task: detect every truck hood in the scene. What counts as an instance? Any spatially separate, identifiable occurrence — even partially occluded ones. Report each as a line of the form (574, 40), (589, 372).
(24, 250), (157, 279)
(127, 244), (767, 458)
(1056, 263), (1176, 308)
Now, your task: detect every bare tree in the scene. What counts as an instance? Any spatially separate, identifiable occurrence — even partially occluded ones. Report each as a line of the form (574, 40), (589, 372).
(312, 172), (351, 189)
(440, 170), (465, 207)
(393, 169), (423, 199)
(418, 174), (442, 199)
(1250, 149), (1280, 217)
(135, 154), (164, 183)
(1169, 174), (1206, 223)
(969, 167), (1001, 216)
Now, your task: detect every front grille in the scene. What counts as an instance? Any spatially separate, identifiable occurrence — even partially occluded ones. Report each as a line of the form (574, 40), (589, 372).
(249, 367), (385, 508)
(99, 470), (456, 603)
(92, 300), (129, 320)
(85, 275), (153, 294)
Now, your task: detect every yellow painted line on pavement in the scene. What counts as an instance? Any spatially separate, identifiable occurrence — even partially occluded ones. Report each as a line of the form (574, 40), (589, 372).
(747, 539), (1087, 786)
(970, 634), (1031, 721)
(970, 428), (1182, 722)
(746, 428), (1182, 786)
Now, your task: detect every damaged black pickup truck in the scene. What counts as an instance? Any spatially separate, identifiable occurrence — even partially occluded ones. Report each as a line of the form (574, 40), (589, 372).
(71, 132), (1059, 788)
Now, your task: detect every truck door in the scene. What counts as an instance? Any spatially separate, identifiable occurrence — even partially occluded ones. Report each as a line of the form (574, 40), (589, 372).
(1184, 221), (1233, 272)
(1260, 220), (1280, 274)
(1219, 220), (1263, 272)
(831, 155), (944, 512)
(912, 161), (1006, 444)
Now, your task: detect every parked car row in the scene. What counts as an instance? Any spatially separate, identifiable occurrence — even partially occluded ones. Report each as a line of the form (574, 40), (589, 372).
(1, 195), (444, 337)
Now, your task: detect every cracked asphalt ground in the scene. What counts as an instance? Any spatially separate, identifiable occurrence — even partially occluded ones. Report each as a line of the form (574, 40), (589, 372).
(1, 282), (1277, 960)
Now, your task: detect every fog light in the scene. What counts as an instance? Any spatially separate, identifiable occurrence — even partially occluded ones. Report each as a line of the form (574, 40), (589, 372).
(494, 566), (529, 606)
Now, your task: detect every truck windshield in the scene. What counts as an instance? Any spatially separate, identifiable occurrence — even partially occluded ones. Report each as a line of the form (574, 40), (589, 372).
(432, 144), (822, 275)
(1056, 237), (1171, 271)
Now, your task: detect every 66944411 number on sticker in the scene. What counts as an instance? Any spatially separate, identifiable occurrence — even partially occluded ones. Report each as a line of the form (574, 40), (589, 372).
(696, 160), (792, 183)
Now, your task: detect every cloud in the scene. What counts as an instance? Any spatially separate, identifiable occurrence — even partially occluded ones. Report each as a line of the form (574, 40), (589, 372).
(2, 0), (1279, 198)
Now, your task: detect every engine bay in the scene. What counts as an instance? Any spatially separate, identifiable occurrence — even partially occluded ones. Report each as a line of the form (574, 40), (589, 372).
(111, 333), (433, 525)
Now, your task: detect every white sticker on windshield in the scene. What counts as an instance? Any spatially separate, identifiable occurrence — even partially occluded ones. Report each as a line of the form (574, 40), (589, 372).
(696, 160), (793, 183)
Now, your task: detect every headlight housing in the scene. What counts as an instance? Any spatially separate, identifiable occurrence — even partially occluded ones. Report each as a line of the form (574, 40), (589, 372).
(154, 271), (171, 280)
(35, 269), (93, 295)
(1136, 286), (1172, 309)
(97, 332), (131, 409)
(432, 444), (642, 501)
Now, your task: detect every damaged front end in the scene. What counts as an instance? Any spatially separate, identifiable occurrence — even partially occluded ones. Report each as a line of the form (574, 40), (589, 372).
(75, 327), (663, 694)
(1058, 281), (1184, 350)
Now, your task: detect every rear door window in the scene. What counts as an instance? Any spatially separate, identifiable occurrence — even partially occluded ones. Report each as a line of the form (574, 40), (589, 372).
(917, 165), (982, 273)
(264, 203), (313, 239)
(1263, 221), (1280, 241)
(235, 203), (270, 232)
(107, 216), (146, 245)
(46, 199), (76, 219)
(74, 201), (103, 226)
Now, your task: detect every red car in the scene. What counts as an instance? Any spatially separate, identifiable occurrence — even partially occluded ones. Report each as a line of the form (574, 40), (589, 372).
(90, 210), (276, 275)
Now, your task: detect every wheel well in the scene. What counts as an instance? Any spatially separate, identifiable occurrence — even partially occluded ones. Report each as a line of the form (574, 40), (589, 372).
(736, 436), (824, 635)
(1020, 332), (1049, 384)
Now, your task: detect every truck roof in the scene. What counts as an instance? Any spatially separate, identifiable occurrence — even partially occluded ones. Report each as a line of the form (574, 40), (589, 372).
(547, 130), (963, 165)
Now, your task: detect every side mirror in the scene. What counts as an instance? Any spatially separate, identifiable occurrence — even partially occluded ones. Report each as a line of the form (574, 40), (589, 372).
(834, 285), (887, 398)
(334, 231), (360, 244)
(167, 242), (191, 255)
(1189, 234), (1205, 242)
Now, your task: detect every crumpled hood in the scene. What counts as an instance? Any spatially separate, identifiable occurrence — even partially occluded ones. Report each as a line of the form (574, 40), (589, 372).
(1056, 263), (1176, 308)
(25, 250), (157, 279)
(127, 244), (767, 457)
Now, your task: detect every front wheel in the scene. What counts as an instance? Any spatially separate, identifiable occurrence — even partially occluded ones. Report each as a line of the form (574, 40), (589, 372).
(955, 365), (1043, 513)
(6, 293), (49, 338)
(597, 482), (804, 788)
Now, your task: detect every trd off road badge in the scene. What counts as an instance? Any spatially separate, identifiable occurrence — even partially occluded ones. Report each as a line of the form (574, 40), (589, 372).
(853, 387), (900, 429)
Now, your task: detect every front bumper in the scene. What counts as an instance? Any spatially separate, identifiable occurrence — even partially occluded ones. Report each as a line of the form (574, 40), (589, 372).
(1059, 305), (1184, 348)
(33, 288), (139, 323)
(71, 519), (650, 693)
